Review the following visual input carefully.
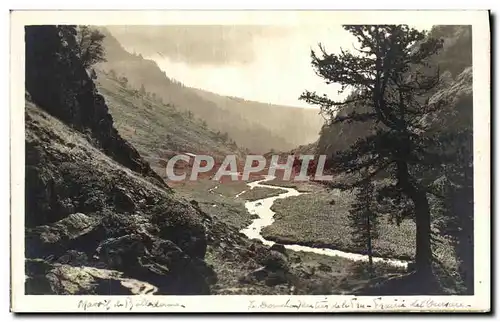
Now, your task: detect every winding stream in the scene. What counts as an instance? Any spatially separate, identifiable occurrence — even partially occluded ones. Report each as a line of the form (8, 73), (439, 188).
(239, 175), (408, 268)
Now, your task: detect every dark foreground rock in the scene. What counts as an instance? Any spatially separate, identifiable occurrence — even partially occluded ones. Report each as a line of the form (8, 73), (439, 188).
(270, 243), (287, 255)
(25, 102), (218, 295)
(23, 26), (219, 295)
(238, 246), (291, 287)
(25, 259), (158, 295)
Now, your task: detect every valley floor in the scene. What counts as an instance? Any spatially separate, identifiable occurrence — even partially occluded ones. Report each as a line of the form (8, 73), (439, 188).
(168, 177), (424, 295)
(172, 175), (462, 295)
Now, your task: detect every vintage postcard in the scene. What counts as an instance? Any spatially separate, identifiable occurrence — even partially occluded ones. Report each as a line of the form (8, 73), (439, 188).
(10, 10), (490, 313)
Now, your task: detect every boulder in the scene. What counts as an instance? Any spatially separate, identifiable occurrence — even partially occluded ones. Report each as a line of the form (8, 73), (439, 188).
(270, 243), (287, 255)
(262, 250), (289, 271)
(25, 213), (102, 259)
(96, 234), (215, 294)
(265, 270), (288, 286)
(250, 267), (269, 281)
(112, 187), (136, 212)
(151, 203), (207, 259)
(25, 258), (156, 295)
(55, 250), (88, 266)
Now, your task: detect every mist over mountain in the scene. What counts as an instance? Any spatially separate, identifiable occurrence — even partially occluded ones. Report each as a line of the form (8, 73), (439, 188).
(96, 27), (324, 153)
(105, 25), (289, 66)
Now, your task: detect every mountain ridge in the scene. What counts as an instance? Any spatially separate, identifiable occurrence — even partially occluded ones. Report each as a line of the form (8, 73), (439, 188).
(97, 27), (323, 153)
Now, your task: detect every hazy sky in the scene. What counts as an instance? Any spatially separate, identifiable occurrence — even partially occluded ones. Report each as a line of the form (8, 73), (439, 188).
(108, 24), (433, 108)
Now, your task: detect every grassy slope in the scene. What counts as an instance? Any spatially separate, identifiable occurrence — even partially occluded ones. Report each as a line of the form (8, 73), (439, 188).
(262, 189), (415, 260)
(96, 72), (243, 176)
(173, 180), (286, 230)
(263, 178), (323, 193)
(174, 180), (252, 230)
(96, 73), (289, 233)
(237, 187), (287, 201)
(261, 185), (457, 271)
(95, 72), (268, 236)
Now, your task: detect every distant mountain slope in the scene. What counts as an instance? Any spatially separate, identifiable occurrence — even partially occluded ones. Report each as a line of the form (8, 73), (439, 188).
(316, 25), (472, 158)
(95, 70), (245, 178)
(96, 27), (323, 153)
(190, 88), (324, 149)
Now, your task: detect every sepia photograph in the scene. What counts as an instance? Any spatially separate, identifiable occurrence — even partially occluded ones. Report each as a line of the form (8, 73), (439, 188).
(9, 10), (490, 313)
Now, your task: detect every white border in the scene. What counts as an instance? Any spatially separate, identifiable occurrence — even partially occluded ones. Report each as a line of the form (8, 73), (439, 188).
(9, 10), (491, 313)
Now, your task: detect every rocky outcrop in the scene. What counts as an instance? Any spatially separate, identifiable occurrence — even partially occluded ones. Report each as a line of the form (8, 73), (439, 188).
(25, 25), (165, 189)
(25, 259), (158, 295)
(24, 26), (218, 295)
(423, 67), (473, 132)
(238, 244), (291, 287)
(25, 102), (216, 294)
(270, 243), (287, 256)
(24, 25), (301, 296)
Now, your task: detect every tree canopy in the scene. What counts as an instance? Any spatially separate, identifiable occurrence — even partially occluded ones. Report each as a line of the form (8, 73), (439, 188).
(75, 25), (107, 69)
(301, 25), (449, 282)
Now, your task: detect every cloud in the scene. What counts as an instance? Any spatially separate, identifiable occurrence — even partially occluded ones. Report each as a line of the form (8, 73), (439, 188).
(104, 24), (435, 107)
(106, 25), (289, 66)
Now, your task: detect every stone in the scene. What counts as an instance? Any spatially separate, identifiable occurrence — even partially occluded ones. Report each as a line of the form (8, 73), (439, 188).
(318, 263), (332, 272)
(250, 267), (269, 281)
(96, 234), (215, 295)
(265, 270), (288, 286)
(270, 243), (287, 255)
(113, 187), (136, 212)
(262, 250), (289, 271)
(25, 259), (157, 295)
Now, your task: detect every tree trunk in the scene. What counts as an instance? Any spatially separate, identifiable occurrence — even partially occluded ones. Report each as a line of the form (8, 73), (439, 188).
(396, 161), (433, 277)
(367, 212), (374, 277)
(413, 191), (433, 277)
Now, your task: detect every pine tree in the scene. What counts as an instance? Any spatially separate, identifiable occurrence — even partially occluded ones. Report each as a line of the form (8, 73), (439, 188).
(75, 26), (107, 69)
(120, 76), (129, 87)
(140, 84), (146, 95)
(348, 176), (379, 276)
(300, 25), (447, 279)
